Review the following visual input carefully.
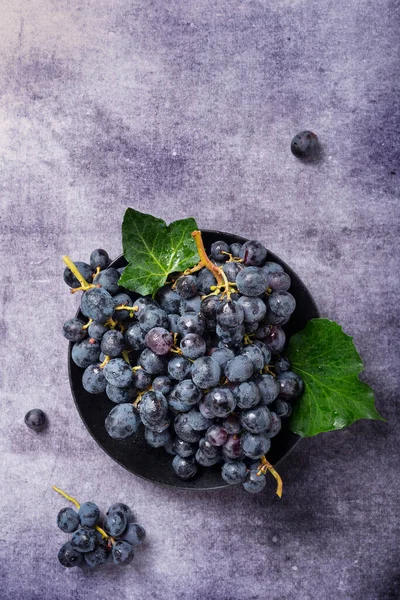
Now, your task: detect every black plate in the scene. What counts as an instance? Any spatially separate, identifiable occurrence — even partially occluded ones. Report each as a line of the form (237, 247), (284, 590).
(69, 230), (319, 490)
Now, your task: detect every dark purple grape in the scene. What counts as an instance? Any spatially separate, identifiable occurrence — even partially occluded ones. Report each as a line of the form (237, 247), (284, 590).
(240, 240), (267, 266)
(206, 424), (228, 447)
(145, 327), (173, 355)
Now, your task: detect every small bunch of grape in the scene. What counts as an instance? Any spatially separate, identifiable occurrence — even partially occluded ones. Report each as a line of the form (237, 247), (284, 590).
(55, 487), (145, 568)
(62, 237), (303, 495)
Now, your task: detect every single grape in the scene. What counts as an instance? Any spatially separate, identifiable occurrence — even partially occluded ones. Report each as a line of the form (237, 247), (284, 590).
(272, 398), (292, 418)
(180, 333), (207, 360)
(187, 408), (212, 431)
(106, 383), (135, 404)
(237, 296), (267, 324)
(291, 130), (319, 159)
(209, 347), (235, 368)
(240, 240), (267, 266)
(138, 307), (169, 333)
(262, 261), (284, 277)
(174, 380), (202, 405)
(81, 287), (114, 323)
(256, 374), (280, 405)
(268, 292), (296, 318)
(82, 363), (107, 394)
(267, 271), (291, 292)
(139, 391), (168, 426)
(121, 523), (146, 547)
(133, 367), (152, 390)
(172, 455), (198, 479)
(132, 296), (157, 315)
(112, 540), (134, 566)
(88, 321), (107, 341)
(198, 437), (220, 458)
(243, 470), (266, 494)
(274, 356), (291, 374)
(241, 345), (265, 372)
(216, 323), (245, 346)
(240, 406), (271, 434)
(90, 248), (110, 270)
(164, 438), (177, 455)
(224, 355), (253, 383)
(78, 502), (100, 527)
(58, 542), (83, 567)
(167, 313), (180, 334)
(62, 318), (87, 342)
(180, 296), (202, 315)
(168, 356), (192, 381)
(208, 387), (236, 417)
(265, 412), (282, 438)
(71, 338), (101, 368)
(175, 275), (198, 299)
(197, 268), (217, 294)
(241, 432), (271, 459)
(222, 435), (244, 460)
(125, 322), (146, 351)
(101, 330), (125, 358)
(210, 240), (230, 261)
(206, 424), (228, 447)
(277, 370), (304, 399)
(264, 325), (286, 354)
(112, 293), (134, 321)
(145, 327), (173, 356)
(93, 268), (120, 295)
(152, 375), (173, 395)
(173, 438), (197, 457)
(230, 243), (242, 257)
(103, 358), (134, 387)
(168, 394), (193, 414)
(222, 261), (244, 283)
(195, 449), (221, 467)
(71, 527), (97, 553)
(178, 313), (205, 336)
(156, 285), (181, 314)
(200, 296), (221, 320)
(221, 460), (247, 485)
(222, 414), (242, 434)
(236, 267), (268, 296)
(174, 413), (202, 443)
(104, 510), (128, 537)
(24, 409), (47, 432)
(63, 262), (95, 289)
(107, 503), (134, 522)
(253, 341), (272, 365)
(216, 300), (244, 328)
(233, 381), (261, 409)
(145, 427), (171, 448)
(198, 397), (216, 419)
(84, 542), (110, 567)
(138, 348), (167, 374)
(57, 507), (80, 533)
(191, 356), (221, 389)
(105, 403), (139, 439)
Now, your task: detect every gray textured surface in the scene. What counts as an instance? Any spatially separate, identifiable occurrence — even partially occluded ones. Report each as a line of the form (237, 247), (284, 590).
(0, 1), (399, 599)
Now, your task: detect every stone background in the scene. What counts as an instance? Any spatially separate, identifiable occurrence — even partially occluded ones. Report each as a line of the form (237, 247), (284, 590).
(0, 1), (399, 599)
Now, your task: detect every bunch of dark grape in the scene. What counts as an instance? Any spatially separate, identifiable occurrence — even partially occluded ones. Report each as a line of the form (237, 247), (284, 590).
(62, 235), (304, 495)
(54, 486), (146, 568)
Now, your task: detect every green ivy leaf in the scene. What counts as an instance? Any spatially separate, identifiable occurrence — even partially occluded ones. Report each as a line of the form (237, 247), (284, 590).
(119, 208), (199, 296)
(287, 318), (385, 437)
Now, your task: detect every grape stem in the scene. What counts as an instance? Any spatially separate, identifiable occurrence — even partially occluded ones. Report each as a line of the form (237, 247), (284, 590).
(114, 305), (138, 316)
(62, 256), (98, 293)
(52, 485), (111, 540)
(133, 386), (152, 408)
(221, 251), (243, 263)
(100, 355), (111, 369)
(256, 456), (283, 498)
(190, 231), (234, 300)
(82, 318), (93, 330)
(263, 365), (276, 377)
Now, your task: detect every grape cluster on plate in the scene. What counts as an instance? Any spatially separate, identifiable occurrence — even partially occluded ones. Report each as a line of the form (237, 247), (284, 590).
(62, 239), (304, 494)
(56, 490), (146, 568)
